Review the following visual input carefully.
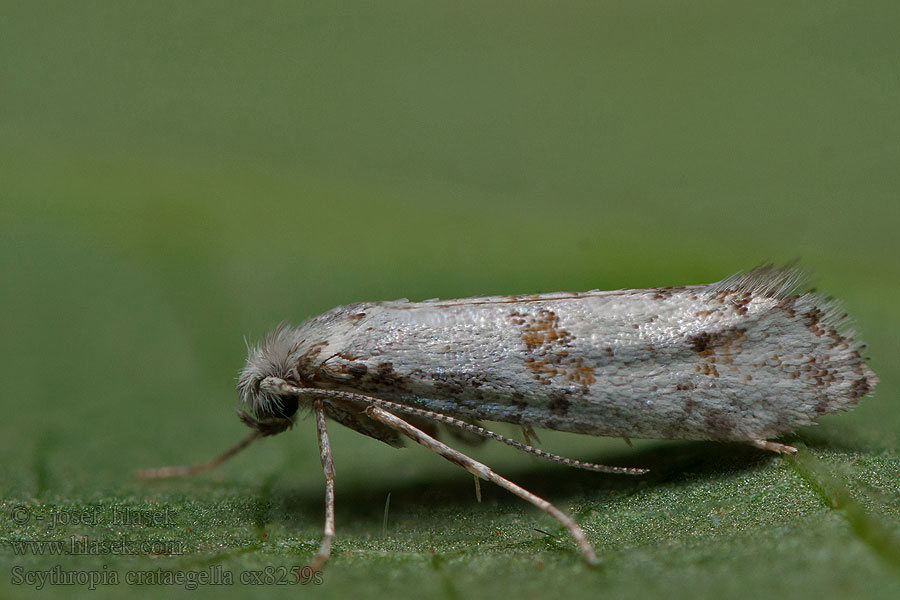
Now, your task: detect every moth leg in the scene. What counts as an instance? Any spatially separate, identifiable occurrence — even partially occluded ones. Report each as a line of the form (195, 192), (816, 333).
(134, 431), (262, 479)
(521, 425), (541, 446)
(280, 384), (647, 475)
(306, 399), (336, 572)
(364, 405), (599, 566)
(749, 439), (798, 455)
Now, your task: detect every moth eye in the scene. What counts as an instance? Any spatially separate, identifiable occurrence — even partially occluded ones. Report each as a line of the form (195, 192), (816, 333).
(269, 395), (299, 419)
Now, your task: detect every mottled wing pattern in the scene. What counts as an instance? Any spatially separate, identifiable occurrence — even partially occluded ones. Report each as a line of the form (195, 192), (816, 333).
(295, 266), (875, 443)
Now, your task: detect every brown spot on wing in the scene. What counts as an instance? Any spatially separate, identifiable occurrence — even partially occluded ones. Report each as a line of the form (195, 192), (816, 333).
(689, 327), (747, 355)
(547, 393), (571, 416)
(652, 285), (688, 300)
(510, 309), (597, 390)
(689, 327), (746, 380)
(295, 341), (329, 384)
(370, 362), (407, 386)
(568, 360), (596, 386)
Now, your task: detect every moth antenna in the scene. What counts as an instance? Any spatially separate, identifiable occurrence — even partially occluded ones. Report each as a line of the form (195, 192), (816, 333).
(366, 397), (649, 475)
(289, 387), (648, 475)
(135, 431), (262, 479)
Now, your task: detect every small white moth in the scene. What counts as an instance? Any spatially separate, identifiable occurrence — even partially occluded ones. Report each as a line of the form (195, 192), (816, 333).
(139, 265), (877, 569)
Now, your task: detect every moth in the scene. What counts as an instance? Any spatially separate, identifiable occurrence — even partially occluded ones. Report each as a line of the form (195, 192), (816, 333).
(138, 265), (877, 569)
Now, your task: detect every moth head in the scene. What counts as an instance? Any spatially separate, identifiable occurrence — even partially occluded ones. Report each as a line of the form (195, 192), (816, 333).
(236, 324), (305, 436)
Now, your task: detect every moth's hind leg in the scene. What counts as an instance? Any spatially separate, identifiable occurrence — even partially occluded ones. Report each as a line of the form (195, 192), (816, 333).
(364, 405), (600, 567)
(749, 439), (798, 455)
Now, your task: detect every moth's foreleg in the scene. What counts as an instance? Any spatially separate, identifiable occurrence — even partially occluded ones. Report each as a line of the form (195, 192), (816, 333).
(364, 405), (600, 567)
(306, 399), (336, 572)
(134, 431), (262, 479)
(749, 439), (798, 455)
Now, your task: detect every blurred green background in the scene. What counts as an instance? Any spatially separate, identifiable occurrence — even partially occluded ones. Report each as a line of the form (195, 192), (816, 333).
(2, 1), (898, 598)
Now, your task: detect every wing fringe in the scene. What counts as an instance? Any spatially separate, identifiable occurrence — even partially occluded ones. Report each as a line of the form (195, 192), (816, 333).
(709, 261), (808, 301)
(710, 262), (868, 360)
